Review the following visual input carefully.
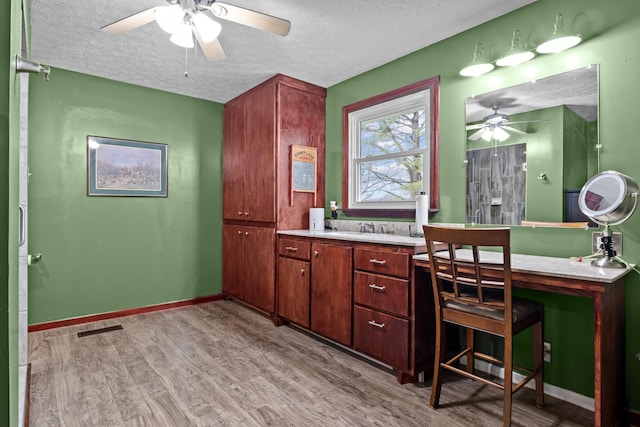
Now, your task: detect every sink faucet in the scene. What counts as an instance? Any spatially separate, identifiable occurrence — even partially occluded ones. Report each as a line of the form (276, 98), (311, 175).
(359, 222), (375, 233)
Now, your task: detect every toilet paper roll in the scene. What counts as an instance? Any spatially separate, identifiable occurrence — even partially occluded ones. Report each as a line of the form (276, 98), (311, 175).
(415, 193), (429, 233)
(309, 208), (325, 231)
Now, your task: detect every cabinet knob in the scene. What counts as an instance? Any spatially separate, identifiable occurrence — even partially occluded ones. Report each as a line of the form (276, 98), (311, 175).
(237, 231), (242, 235)
(313, 250), (319, 257)
(238, 211), (243, 216)
(244, 211), (250, 216)
(300, 269), (305, 275)
(245, 232), (250, 236)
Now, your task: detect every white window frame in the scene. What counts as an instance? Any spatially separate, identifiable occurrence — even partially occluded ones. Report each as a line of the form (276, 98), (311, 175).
(347, 89), (431, 210)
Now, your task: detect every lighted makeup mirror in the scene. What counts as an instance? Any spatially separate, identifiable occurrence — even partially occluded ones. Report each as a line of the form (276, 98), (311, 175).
(578, 170), (639, 268)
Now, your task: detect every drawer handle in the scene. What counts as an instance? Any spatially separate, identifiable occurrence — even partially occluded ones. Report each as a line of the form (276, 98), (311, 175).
(285, 246), (298, 252)
(369, 284), (386, 291)
(369, 258), (387, 265)
(368, 320), (385, 328)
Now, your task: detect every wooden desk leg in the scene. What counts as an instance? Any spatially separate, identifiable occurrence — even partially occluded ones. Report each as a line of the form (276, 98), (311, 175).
(594, 279), (625, 427)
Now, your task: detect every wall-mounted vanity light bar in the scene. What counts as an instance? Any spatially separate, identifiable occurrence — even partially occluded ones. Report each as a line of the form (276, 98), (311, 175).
(460, 13), (582, 77)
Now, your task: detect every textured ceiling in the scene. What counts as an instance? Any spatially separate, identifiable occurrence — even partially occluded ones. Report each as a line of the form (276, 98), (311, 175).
(29, 0), (536, 104)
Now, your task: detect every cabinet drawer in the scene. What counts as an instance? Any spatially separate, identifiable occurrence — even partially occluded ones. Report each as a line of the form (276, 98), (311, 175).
(353, 306), (409, 369)
(354, 272), (409, 317)
(354, 248), (409, 277)
(278, 238), (311, 260)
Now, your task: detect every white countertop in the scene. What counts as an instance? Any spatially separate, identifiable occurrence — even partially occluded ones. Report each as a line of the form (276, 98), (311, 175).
(277, 229), (427, 248)
(414, 249), (633, 284)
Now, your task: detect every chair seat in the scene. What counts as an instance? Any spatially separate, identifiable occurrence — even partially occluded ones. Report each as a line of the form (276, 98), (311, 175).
(444, 296), (543, 323)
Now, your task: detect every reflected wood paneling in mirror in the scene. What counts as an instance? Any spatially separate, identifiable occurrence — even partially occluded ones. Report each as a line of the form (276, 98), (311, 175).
(465, 65), (599, 226)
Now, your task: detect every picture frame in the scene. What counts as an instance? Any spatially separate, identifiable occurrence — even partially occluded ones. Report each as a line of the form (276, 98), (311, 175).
(87, 136), (168, 197)
(290, 145), (317, 205)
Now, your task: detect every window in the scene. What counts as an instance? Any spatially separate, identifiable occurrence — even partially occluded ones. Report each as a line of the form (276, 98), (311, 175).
(342, 77), (439, 217)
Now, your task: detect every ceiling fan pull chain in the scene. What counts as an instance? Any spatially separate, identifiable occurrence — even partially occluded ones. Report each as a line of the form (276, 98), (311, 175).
(184, 47), (189, 77)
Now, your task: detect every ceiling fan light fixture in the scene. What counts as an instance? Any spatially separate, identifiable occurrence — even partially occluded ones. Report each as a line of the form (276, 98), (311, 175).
(460, 43), (494, 77)
(496, 29), (535, 67)
(536, 14), (581, 54)
(155, 5), (183, 34)
(192, 13), (222, 43)
(481, 127), (510, 142)
(170, 22), (195, 48)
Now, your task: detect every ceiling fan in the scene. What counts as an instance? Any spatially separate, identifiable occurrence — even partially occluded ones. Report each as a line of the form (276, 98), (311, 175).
(101, 0), (291, 61)
(466, 103), (529, 142)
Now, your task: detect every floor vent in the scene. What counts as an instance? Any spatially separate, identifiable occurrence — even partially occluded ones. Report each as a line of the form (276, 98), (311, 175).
(77, 324), (123, 338)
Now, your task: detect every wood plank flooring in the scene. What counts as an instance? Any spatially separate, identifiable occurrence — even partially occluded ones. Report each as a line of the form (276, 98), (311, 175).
(28, 300), (594, 426)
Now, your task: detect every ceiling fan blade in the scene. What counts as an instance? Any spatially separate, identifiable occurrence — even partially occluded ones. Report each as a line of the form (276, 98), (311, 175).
(210, 2), (291, 36)
(466, 123), (485, 130)
(468, 128), (486, 141)
(194, 28), (226, 61)
(502, 125), (527, 135)
(101, 7), (157, 34)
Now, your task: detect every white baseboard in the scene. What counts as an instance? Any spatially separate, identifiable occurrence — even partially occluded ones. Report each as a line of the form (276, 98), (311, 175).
(460, 356), (595, 412)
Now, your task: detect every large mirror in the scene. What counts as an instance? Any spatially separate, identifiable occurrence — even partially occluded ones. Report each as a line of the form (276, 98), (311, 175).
(465, 65), (599, 226)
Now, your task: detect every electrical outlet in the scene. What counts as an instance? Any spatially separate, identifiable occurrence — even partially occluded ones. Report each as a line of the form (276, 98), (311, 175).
(543, 342), (551, 363)
(592, 232), (623, 255)
(636, 352), (640, 362)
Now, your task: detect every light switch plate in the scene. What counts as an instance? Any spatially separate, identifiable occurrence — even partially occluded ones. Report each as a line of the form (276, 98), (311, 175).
(592, 232), (622, 255)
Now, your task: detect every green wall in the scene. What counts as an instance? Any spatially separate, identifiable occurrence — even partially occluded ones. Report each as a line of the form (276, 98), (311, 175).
(325, 0), (640, 408)
(27, 69), (223, 323)
(3, 0), (23, 424)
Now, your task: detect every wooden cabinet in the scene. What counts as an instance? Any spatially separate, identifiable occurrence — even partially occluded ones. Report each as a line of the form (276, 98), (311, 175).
(353, 247), (413, 374)
(222, 224), (276, 313)
(222, 75), (326, 314)
(276, 233), (435, 383)
(310, 242), (353, 346)
(277, 238), (311, 327)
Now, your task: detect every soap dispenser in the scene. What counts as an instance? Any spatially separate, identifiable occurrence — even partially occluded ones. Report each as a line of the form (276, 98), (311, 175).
(330, 201), (338, 219)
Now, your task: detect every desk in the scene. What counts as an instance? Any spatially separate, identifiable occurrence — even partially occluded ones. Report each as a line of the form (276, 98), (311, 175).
(414, 250), (632, 427)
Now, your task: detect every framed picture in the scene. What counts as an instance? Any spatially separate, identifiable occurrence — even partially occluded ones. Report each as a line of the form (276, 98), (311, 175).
(87, 136), (168, 197)
(290, 145), (317, 205)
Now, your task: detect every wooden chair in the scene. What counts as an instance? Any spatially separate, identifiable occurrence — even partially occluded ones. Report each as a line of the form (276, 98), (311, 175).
(423, 225), (544, 427)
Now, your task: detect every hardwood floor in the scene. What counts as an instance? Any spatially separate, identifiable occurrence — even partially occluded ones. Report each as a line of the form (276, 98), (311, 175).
(28, 300), (594, 426)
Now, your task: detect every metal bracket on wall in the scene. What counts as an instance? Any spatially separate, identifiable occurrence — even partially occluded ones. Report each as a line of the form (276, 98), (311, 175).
(592, 232), (622, 255)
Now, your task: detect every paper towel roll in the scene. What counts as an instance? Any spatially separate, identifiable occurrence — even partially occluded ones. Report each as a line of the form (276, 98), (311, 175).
(415, 193), (429, 233)
(309, 208), (325, 231)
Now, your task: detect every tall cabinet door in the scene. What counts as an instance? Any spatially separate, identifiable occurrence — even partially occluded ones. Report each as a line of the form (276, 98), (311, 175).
(244, 84), (276, 223)
(223, 101), (246, 221)
(311, 243), (353, 346)
(222, 224), (245, 299)
(243, 226), (276, 313)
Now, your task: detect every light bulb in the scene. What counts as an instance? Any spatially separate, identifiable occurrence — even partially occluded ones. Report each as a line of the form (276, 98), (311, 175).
(170, 22), (194, 48)
(192, 13), (221, 43)
(155, 5), (183, 34)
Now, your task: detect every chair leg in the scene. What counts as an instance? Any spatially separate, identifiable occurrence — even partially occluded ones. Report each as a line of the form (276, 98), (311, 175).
(503, 335), (513, 427)
(430, 318), (446, 408)
(533, 320), (544, 408)
(466, 328), (474, 374)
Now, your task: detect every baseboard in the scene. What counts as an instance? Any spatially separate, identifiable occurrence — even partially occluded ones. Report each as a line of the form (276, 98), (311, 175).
(28, 294), (223, 332)
(461, 356), (595, 412)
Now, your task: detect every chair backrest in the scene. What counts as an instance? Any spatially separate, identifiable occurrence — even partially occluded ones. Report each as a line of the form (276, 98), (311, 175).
(423, 225), (513, 332)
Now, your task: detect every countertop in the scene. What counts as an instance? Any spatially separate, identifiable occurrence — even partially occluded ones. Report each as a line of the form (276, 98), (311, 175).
(277, 229), (427, 248)
(414, 249), (633, 283)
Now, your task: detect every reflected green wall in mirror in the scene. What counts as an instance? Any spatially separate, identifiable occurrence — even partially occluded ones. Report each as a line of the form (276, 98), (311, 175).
(465, 66), (599, 226)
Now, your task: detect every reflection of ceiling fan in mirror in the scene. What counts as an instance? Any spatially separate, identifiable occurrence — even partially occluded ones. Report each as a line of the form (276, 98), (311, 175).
(101, 0), (291, 61)
(466, 102), (532, 142)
